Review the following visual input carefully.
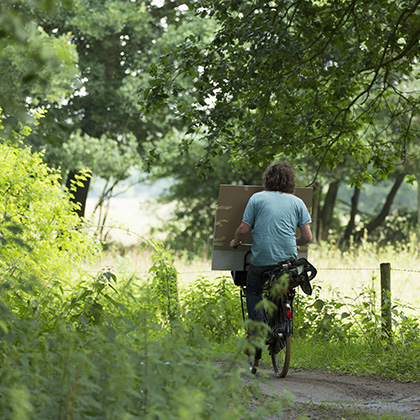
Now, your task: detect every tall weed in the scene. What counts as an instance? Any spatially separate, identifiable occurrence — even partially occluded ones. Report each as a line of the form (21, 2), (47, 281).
(182, 276), (243, 344)
(0, 315), (257, 419)
(148, 241), (180, 324)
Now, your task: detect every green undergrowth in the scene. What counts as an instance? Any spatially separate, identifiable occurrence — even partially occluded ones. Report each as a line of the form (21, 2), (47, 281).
(289, 284), (420, 382)
(186, 276), (420, 382)
(0, 315), (258, 420)
(0, 142), (280, 419)
(1, 140), (419, 419)
(186, 279), (420, 382)
(0, 252), (275, 419)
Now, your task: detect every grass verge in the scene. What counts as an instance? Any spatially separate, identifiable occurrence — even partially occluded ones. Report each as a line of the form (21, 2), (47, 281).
(291, 337), (420, 382)
(283, 402), (413, 420)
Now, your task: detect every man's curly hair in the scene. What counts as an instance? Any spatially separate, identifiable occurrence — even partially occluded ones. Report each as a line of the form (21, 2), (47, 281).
(263, 161), (295, 193)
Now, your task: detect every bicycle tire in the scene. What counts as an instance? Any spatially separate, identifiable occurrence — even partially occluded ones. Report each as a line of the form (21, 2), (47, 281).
(271, 335), (291, 378)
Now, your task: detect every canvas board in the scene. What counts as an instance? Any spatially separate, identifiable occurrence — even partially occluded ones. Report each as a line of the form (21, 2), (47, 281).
(211, 185), (313, 271)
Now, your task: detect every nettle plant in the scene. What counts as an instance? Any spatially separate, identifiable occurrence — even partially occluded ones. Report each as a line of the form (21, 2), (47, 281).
(0, 138), (101, 328)
(182, 276), (243, 344)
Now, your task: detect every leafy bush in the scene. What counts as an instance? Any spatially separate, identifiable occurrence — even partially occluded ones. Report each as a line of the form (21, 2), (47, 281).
(0, 313), (259, 420)
(296, 283), (419, 343)
(0, 142), (269, 418)
(0, 266), (271, 419)
(182, 276), (243, 344)
(0, 141), (101, 328)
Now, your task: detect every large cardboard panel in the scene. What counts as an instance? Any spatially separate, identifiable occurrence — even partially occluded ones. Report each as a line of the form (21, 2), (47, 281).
(211, 185), (313, 270)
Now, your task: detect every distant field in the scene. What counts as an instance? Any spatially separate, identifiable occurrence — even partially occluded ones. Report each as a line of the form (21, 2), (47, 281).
(85, 197), (175, 243)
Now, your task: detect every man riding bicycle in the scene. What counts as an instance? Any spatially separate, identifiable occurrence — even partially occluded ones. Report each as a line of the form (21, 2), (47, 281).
(229, 161), (313, 325)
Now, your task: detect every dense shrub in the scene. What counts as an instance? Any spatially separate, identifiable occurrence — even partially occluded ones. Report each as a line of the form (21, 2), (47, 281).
(0, 142), (101, 327)
(0, 141), (270, 419)
(182, 276), (243, 344)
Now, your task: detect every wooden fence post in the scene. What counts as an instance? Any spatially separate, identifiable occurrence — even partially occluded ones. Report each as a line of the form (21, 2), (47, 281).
(380, 262), (392, 338)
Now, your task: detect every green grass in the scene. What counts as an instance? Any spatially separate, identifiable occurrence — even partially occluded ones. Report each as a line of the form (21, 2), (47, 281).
(202, 326), (420, 384)
(285, 402), (413, 420)
(98, 239), (420, 312)
(217, 334), (420, 383)
(290, 337), (420, 381)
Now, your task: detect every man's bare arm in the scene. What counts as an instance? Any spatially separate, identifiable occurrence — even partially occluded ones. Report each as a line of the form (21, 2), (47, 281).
(296, 223), (312, 246)
(230, 222), (251, 248)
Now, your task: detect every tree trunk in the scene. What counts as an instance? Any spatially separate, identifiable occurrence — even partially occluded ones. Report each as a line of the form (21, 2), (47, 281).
(319, 180), (340, 241)
(65, 170), (91, 218)
(417, 175), (420, 226)
(341, 186), (361, 245)
(311, 181), (321, 243)
(355, 172), (406, 240)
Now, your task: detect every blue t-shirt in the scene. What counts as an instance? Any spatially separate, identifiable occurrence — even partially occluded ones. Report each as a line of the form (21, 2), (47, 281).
(242, 191), (311, 266)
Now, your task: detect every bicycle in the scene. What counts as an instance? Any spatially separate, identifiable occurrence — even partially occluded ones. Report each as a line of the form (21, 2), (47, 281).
(232, 252), (317, 378)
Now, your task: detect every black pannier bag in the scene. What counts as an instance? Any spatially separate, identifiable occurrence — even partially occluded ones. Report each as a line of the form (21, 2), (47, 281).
(231, 271), (247, 287)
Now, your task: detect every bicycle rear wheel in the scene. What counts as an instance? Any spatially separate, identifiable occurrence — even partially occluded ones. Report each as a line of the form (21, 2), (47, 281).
(271, 335), (291, 378)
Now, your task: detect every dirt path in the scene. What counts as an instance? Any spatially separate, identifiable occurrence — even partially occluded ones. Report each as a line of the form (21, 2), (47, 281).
(245, 367), (420, 419)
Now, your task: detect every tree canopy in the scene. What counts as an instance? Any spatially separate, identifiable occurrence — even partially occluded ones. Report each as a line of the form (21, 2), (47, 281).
(146, 0), (420, 185)
(0, 0), (78, 128)
(2, 0), (420, 248)
(26, 0), (212, 219)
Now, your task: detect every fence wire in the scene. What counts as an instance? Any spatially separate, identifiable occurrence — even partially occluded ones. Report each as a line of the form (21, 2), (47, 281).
(177, 267), (420, 275)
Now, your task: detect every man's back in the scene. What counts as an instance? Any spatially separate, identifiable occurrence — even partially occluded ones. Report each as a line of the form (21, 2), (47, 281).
(242, 191), (311, 266)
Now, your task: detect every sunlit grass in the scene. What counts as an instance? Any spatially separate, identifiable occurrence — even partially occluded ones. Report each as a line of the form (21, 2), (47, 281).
(290, 337), (420, 381)
(95, 237), (420, 314)
(286, 402), (413, 420)
(307, 240), (420, 313)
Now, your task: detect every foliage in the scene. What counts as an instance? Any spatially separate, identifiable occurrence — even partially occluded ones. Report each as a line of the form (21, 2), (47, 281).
(0, 141), (101, 326)
(182, 276), (243, 344)
(0, 0), (78, 129)
(0, 314), (261, 419)
(148, 241), (180, 324)
(0, 140), (279, 419)
(3, 0), (212, 226)
(295, 283), (419, 341)
(181, 272), (420, 381)
(145, 0), (420, 185)
(142, 0), (420, 252)
(291, 284), (420, 380)
(358, 208), (418, 247)
(8, 0), (220, 229)
(57, 130), (140, 181)
(0, 266), (276, 419)
(147, 131), (264, 255)
(28, 1), (207, 186)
